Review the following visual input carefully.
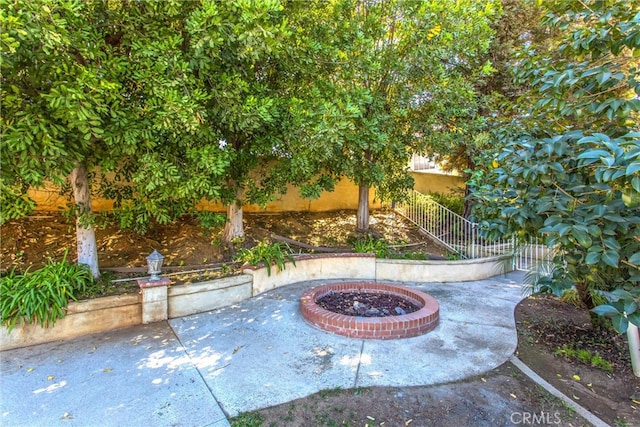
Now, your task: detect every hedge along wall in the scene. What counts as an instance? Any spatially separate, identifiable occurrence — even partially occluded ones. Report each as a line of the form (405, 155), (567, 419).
(27, 172), (465, 213)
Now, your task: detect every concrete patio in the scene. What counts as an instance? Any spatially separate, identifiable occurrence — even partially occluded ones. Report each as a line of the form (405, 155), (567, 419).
(1, 271), (526, 426)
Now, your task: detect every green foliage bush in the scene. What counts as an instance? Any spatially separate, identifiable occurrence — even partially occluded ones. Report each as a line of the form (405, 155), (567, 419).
(560, 289), (608, 309)
(394, 251), (431, 261)
(427, 192), (465, 216)
(470, 1), (640, 332)
(1, 253), (94, 332)
(74, 270), (133, 300)
(0, 185), (36, 225)
(352, 236), (391, 258)
(196, 210), (226, 231)
(235, 240), (296, 276)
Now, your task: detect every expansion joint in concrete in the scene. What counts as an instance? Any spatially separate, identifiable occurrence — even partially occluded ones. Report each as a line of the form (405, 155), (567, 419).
(167, 321), (232, 424)
(353, 340), (366, 388)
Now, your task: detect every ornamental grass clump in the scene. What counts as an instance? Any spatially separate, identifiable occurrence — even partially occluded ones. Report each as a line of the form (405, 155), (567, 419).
(352, 235), (391, 258)
(235, 240), (296, 276)
(1, 252), (94, 332)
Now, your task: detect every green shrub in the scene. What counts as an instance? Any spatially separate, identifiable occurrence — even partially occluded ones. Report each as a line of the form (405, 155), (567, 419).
(74, 270), (133, 299)
(352, 236), (390, 258)
(445, 251), (464, 260)
(235, 240), (295, 276)
(560, 288), (608, 309)
(230, 412), (264, 427)
(1, 253), (95, 332)
(428, 192), (464, 216)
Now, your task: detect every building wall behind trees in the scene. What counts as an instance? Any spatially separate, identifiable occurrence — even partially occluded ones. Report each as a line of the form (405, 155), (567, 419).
(412, 171), (465, 197)
(27, 172), (464, 213)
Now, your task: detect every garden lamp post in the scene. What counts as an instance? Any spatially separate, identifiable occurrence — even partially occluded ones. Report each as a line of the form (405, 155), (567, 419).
(146, 250), (164, 281)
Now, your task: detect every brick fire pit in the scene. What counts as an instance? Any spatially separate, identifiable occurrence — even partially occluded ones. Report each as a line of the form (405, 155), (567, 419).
(300, 281), (439, 339)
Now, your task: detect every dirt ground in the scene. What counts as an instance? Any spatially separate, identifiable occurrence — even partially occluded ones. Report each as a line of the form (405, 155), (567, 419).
(0, 210), (443, 273)
(1, 211), (638, 426)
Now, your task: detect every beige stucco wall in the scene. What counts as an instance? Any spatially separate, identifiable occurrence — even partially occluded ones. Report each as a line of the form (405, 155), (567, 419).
(27, 172), (465, 213)
(244, 254), (377, 295)
(196, 176), (386, 213)
(411, 171), (465, 196)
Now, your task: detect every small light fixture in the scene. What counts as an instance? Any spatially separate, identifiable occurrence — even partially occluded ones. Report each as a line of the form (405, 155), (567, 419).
(146, 250), (164, 281)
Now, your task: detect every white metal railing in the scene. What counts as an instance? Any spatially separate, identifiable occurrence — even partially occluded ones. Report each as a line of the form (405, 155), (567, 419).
(394, 189), (552, 271)
(511, 238), (555, 271)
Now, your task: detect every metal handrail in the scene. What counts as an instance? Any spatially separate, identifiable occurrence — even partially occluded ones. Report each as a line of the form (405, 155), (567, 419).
(394, 189), (551, 270)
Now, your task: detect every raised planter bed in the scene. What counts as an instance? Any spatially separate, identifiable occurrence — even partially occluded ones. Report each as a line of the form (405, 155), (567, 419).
(0, 275), (253, 351)
(1, 254), (513, 350)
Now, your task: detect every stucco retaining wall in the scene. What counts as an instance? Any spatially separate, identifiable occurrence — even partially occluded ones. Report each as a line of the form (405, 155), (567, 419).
(0, 294), (141, 351)
(375, 255), (512, 283)
(168, 274), (253, 318)
(242, 254), (376, 296)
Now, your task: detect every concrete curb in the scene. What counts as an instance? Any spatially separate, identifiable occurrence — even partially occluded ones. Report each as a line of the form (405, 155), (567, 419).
(509, 355), (609, 427)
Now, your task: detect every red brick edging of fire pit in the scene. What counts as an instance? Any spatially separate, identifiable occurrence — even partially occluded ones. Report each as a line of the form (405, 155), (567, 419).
(300, 281), (439, 340)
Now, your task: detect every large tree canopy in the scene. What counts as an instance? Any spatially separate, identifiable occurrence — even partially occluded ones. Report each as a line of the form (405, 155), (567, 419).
(186, 1), (285, 242)
(298, 0), (499, 230)
(2, 0), (502, 265)
(470, 0), (640, 331)
(427, 0), (549, 217)
(1, 0), (232, 275)
(186, 0), (335, 243)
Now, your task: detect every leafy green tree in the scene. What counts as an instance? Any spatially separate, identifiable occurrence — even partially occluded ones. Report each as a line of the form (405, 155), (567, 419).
(300, 0), (498, 231)
(186, 1), (341, 243)
(427, 0), (549, 217)
(1, 1), (231, 276)
(470, 0), (640, 331)
(188, 0), (286, 242)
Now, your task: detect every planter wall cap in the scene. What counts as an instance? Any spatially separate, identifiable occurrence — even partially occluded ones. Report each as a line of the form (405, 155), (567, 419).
(240, 252), (375, 272)
(137, 277), (172, 288)
(67, 294), (140, 314)
(168, 274), (253, 297)
(377, 254), (512, 265)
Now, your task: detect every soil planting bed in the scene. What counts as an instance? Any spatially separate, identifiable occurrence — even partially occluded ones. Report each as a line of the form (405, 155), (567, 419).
(301, 281), (439, 340)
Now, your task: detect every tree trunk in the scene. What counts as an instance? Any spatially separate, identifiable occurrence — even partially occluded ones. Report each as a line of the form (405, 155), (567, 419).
(223, 188), (245, 243)
(462, 185), (472, 219)
(356, 183), (370, 231)
(70, 164), (100, 278)
(575, 281), (594, 309)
